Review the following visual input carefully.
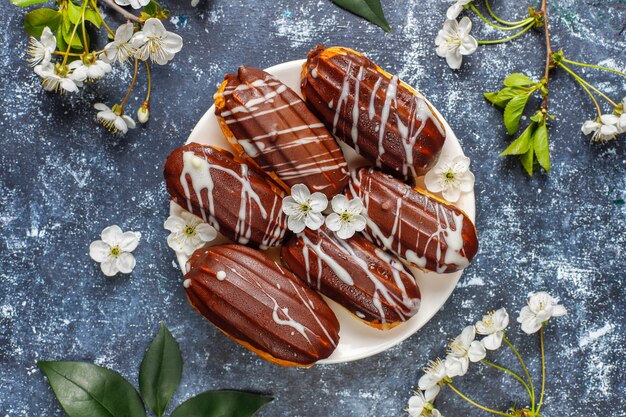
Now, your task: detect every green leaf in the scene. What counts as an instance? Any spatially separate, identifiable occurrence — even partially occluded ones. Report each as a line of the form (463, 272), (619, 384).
(67, 1), (82, 24)
(331, 0), (391, 32)
(38, 361), (146, 417)
(503, 73), (534, 87)
(500, 123), (534, 156)
(503, 93), (530, 134)
(520, 144), (535, 176)
(170, 391), (273, 417)
(11, 0), (48, 6)
(24, 8), (61, 37)
(483, 91), (503, 107)
(139, 323), (183, 417)
(84, 8), (102, 28)
(534, 122), (550, 171)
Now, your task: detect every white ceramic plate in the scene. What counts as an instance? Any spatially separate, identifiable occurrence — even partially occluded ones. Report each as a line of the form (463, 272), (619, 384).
(173, 59), (475, 364)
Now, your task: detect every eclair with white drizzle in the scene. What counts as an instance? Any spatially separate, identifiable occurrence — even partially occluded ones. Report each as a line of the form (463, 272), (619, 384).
(183, 244), (340, 367)
(214, 66), (349, 199)
(164, 143), (288, 249)
(281, 227), (421, 330)
(347, 168), (479, 273)
(301, 45), (446, 179)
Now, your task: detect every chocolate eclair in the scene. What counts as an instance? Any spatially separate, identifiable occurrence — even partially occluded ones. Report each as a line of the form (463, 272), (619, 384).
(164, 143), (287, 249)
(214, 66), (349, 198)
(282, 227), (421, 330)
(347, 167), (478, 273)
(184, 244), (340, 367)
(302, 45), (446, 179)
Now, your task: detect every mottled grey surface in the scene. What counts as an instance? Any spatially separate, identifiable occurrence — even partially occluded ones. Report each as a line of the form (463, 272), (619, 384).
(1, 0), (625, 416)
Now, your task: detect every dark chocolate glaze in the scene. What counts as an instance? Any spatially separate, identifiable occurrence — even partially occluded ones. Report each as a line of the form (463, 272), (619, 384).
(347, 168), (478, 273)
(164, 143), (287, 249)
(282, 227), (421, 328)
(302, 45), (446, 179)
(215, 66), (349, 198)
(184, 244), (340, 366)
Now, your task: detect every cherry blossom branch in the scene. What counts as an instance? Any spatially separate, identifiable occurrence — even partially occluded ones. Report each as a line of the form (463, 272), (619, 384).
(446, 383), (511, 416)
(99, 0), (140, 23)
(504, 336), (536, 410)
(540, 0), (552, 112)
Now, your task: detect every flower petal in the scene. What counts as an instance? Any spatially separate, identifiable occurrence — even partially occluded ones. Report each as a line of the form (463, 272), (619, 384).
(116, 252), (136, 274)
(331, 194), (349, 213)
(101, 225), (123, 246)
(481, 332), (503, 350)
(468, 340), (486, 362)
(287, 215), (307, 233)
(164, 215), (185, 232)
(305, 211), (325, 230)
(118, 231), (139, 252)
(442, 184), (461, 202)
(309, 192), (328, 212)
(336, 221), (356, 239)
(459, 34), (478, 55)
(352, 215), (367, 232)
(282, 198), (302, 216)
(100, 259), (119, 277)
(290, 184), (310, 204)
(196, 223), (217, 242)
(89, 240), (111, 263)
(325, 213), (342, 231)
(445, 50), (463, 70)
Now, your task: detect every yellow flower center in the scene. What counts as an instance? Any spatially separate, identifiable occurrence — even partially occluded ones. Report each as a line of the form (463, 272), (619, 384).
(110, 246), (121, 257)
(183, 225), (196, 237)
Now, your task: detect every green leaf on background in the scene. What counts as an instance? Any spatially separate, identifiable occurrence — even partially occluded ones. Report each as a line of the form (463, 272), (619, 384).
(84, 8), (102, 28)
(520, 144), (535, 176)
(170, 391), (273, 417)
(37, 361), (146, 417)
(24, 8), (61, 37)
(503, 73), (534, 87)
(503, 93), (530, 134)
(55, 29), (68, 53)
(11, 0), (48, 6)
(331, 0), (391, 32)
(141, 0), (170, 21)
(500, 123), (534, 156)
(534, 122), (550, 171)
(67, 1), (82, 24)
(140, 323), (183, 417)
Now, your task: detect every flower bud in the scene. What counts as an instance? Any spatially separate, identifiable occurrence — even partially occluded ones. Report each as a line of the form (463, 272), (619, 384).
(137, 101), (150, 124)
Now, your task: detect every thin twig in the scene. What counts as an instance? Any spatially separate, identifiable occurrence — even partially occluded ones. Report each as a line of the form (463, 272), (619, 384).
(540, 0), (552, 112)
(447, 383), (511, 416)
(537, 328), (546, 413)
(99, 0), (140, 23)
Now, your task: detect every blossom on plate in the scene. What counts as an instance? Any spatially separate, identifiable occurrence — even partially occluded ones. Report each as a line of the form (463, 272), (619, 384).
(447, 0), (473, 20)
(407, 387), (442, 417)
(34, 62), (80, 94)
(68, 54), (112, 82)
(27, 26), (56, 66)
(517, 292), (567, 334)
(475, 308), (509, 350)
(281, 184), (328, 233)
(89, 225), (140, 277)
(131, 18), (183, 65)
(114, 0), (149, 9)
(102, 23), (135, 65)
(325, 195), (366, 239)
(424, 155), (475, 203)
(444, 325), (486, 377)
(164, 210), (217, 256)
(94, 103), (136, 134)
(581, 115), (620, 143)
(418, 358), (448, 391)
(435, 17), (478, 70)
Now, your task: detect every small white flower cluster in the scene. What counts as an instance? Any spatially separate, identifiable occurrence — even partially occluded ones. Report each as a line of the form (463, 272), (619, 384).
(281, 184), (366, 239)
(581, 104), (626, 143)
(407, 292), (566, 416)
(27, 18), (182, 134)
(424, 155), (475, 203)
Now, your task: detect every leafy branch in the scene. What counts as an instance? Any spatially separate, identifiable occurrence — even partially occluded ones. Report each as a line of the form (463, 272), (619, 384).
(38, 323), (272, 417)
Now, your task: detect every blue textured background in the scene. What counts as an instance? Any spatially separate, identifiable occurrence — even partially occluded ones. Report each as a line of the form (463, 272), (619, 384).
(1, 1), (625, 416)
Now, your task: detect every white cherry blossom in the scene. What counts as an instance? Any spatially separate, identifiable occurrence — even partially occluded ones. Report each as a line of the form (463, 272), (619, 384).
(517, 292), (567, 335)
(27, 26), (56, 66)
(447, 0), (473, 20)
(89, 225), (140, 277)
(114, 0), (149, 9)
(94, 103), (136, 134)
(131, 18), (183, 65)
(34, 62), (80, 94)
(102, 23), (135, 64)
(325, 195), (366, 239)
(581, 115), (620, 142)
(445, 325), (486, 377)
(475, 308), (509, 350)
(424, 155), (475, 203)
(68, 55), (112, 82)
(164, 210), (217, 256)
(281, 184), (328, 233)
(435, 17), (478, 69)
(418, 358), (448, 391)
(407, 387), (442, 417)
